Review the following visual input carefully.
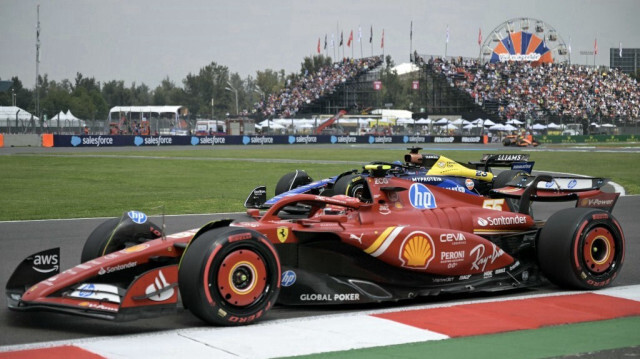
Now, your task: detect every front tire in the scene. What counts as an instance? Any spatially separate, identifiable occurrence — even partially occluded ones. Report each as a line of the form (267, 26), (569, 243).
(537, 208), (625, 289)
(179, 227), (281, 326)
(81, 217), (161, 262)
(333, 174), (371, 202)
(274, 170), (313, 196)
(492, 170), (528, 213)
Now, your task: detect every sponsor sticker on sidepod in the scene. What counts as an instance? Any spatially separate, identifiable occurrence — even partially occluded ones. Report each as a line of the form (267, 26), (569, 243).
(409, 183), (437, 209)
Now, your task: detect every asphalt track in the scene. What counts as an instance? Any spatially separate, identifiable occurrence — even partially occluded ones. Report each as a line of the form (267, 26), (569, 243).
(0, 143), (639, 351)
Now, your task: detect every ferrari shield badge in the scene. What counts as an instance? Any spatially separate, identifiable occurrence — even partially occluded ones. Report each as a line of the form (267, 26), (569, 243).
(277, 227), (289, 243)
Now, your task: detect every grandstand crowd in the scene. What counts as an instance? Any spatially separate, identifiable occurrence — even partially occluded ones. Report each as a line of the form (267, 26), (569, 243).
(428, 57), (640, 124)
(256, 56), (383, 118)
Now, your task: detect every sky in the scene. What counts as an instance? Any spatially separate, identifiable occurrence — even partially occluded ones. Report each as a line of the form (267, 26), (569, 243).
(1, 0), (638, 89)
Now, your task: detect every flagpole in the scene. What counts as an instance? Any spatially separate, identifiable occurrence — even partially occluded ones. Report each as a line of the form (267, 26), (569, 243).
(35, 4), (40, 121)
(359, 26), (363, 58)
(409, 21), (413, 62)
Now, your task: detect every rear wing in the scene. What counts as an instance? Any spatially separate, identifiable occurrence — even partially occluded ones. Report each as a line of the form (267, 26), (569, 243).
(470, 154), (535, 173)
(491, 174), (619, 214)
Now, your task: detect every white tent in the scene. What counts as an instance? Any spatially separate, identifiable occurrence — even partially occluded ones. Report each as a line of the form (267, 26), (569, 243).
(472, 118), (484, 124)
(0, 106), (39, 127)
(415, 118), (432, 124)
(396, 117), (414, 125)
(506, 119), (524, 125)
(452, 118), (470, 125)
(482, 119), (496, 126)
(489, 124), (507, 131)
(532, 123), (547, 130)
(503, 124), (518, 131)
(435, 118), (450, 125)
(443, 123), (458, 130)
(547, 122), (561, 129)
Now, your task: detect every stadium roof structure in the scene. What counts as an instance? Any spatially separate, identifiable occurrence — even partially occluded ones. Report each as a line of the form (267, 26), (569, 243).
(108, 106), (185, 115)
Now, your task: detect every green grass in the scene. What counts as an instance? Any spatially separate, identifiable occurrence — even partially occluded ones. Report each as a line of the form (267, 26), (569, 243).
(1, 147), (638, 221)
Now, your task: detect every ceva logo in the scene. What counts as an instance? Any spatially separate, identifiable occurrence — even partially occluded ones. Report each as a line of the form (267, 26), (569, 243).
(288, 136), (296, 144)
(409, 183), (437, 209)
(190, 136), (200, 146)
(71, 136), (82, 147)
(134, 136), (144, 146)
(330, 135), (338, 144)
(242, 136), (251, 145)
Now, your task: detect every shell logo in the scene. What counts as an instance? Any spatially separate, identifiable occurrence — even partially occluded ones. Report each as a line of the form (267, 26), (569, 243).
(399, 231), (435, 270)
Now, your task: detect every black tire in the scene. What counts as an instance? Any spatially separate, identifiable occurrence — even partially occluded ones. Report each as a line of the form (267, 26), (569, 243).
(178, 226), (281, 326)
(80, 217), (161, 262)
(333, 174), (371, 202)
(503, 138), (511, 146)
(537, 208), (625, 290)
(493, 170), (527, 213)
(274, 170), (313, 196)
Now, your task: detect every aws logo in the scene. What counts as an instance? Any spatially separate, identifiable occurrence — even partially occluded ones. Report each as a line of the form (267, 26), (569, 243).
(32, 253), (59, 273)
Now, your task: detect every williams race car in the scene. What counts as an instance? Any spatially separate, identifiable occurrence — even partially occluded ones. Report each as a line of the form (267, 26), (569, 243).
(6, 169), (624, 326)
(245, 149), (535, 212)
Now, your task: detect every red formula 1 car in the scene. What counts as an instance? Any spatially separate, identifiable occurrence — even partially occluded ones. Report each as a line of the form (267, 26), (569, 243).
(6, 168), (625, 326)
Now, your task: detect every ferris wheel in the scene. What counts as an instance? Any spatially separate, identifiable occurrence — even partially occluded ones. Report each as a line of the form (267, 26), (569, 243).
(480, 17), (570, 65)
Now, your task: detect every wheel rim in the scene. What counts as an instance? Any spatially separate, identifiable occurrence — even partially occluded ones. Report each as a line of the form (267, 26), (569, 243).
(582, 227), (615, 274)
(216, 249), (267, 307)
(349, 184), (370, 202)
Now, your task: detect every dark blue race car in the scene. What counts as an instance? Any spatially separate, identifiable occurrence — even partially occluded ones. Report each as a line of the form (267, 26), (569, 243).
(245, 148), (534, 212)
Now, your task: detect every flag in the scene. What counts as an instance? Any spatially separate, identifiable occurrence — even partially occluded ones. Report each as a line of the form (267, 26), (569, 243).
(446, 25), (449, 43)
(358, 26), (362, 42)
(331, 33), (335, 48)
(317, 38), (321, 54)
(369, 25), (373, 43)
(568, 36), (572, 54)
(340, 31), (343, 46)
(381, 29), (385, 48)
(478, 27), (482, 46)
(324, 34), (327, 50)
(347, 30), (353, 47)
(410, 21), (413, 41)
(594, 37), (598, 55)
(619, 42), (623, 58)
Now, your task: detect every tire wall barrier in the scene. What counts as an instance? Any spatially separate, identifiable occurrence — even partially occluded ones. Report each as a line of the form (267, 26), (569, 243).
(50, 134), (486, 147)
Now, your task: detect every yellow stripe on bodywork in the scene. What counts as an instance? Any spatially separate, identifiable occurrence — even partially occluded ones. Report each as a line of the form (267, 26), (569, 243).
(364, 226), (396, 254)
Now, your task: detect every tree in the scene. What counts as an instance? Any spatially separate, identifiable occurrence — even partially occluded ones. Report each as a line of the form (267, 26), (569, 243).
(300, 54), (332, 76)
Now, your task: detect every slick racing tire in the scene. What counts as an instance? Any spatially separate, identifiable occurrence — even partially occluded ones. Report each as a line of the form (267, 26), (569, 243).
(493, 170), (528, 213)
(537, 208), (625, 290)
(333, 174), (371, 203)
(502, 138), (511, 146)
(274, 170), (313, 196)
(80, 217), (162, 262)
(179, 227), (281, 326)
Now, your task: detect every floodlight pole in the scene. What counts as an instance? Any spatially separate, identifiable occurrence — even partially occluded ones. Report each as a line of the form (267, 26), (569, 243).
(225, 82), (239, 116)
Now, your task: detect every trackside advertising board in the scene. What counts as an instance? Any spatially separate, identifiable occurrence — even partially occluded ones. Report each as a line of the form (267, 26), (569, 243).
(52, 135), (485, 147)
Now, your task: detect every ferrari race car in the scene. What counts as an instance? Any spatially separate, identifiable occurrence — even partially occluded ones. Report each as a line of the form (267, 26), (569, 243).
(245, 149), (535, 211)
(6, 168), (625, 326)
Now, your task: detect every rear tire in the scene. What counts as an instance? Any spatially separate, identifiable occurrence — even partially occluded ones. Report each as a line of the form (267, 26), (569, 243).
(274, 170), (312, 196)
(333, 174), (371, 202)
(537, 208), (625, 289)
(179, 227), (281, 326)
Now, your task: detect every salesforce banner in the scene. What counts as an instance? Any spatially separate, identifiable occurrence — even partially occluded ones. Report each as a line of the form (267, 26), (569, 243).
(53, 135), (484, 147)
